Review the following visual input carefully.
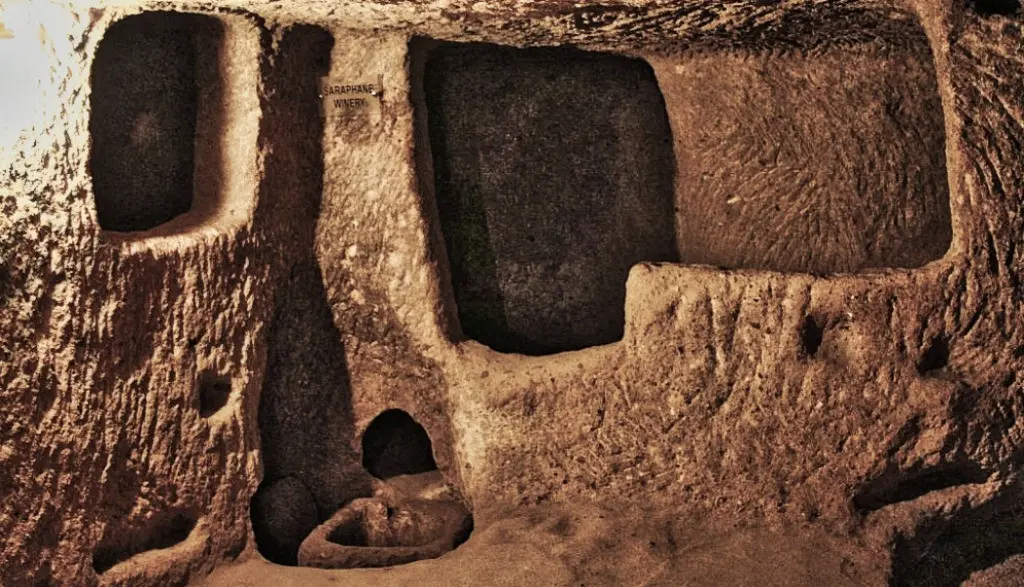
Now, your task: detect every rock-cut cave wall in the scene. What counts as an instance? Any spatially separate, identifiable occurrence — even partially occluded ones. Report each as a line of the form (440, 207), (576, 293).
(2, 0), (1024, 585)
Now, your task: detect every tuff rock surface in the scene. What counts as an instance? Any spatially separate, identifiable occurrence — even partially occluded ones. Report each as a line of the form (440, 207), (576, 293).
(2, 0), (1024, 585)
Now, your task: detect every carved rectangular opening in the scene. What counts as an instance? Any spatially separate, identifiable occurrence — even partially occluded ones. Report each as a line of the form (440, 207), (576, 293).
(89, 12), (221, 233)
(417, 41), (679, 356)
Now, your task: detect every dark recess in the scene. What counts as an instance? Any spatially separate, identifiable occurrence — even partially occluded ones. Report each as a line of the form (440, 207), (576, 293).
(452, 515), (474, 548)
(90, 12), (217, 232)
(327, 517), (369, 547)
(421, 41), (679, 355)
(197, 371), (231, 417)
(891, 513), (1024, 586)
(970, 0), (1021, 16)
(92, 511), (196, 574)
(917, 336), (950, 374)
(250, 25), (361, 568)
(251, 476), (320, 566)
(362, 410), (438, 479)
(800, 316), (824, 356)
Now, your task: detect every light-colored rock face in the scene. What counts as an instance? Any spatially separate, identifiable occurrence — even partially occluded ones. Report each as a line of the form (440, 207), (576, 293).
(2, 0), (1024, 585)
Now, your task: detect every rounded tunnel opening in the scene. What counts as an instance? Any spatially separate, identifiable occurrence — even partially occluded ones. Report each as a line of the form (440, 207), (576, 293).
(285, 409), (474, 569)
(361, 409), (439, 480)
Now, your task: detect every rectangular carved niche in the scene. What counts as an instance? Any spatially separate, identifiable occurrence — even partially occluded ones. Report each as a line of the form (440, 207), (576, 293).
(417, 41), (679, 356)
(655, 14), (952, 274)
(90, 11), (255, 236)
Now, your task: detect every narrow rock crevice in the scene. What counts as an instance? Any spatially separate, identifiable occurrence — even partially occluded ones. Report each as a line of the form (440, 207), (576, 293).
(800, 315), (825, 357)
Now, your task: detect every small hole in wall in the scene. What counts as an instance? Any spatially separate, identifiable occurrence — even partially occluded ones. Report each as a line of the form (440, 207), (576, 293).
(197, 371), (231, 417)
(89, 12), (222, 232)
(917, 336), (950, 374)
(800, 316), (824, 357)
(361, 410), (438, 479)
(970, 0), (1021, 16)
(420, 41), (679, 355)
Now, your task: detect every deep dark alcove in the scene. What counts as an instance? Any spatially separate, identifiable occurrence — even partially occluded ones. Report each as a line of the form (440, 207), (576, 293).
(249, 25), (354, 568)
(90, 12), (220, 232)
(420, 41), (679, 356)
(362, 410), (438, 480)
(800, 315), (825, 357)
(917, 336), (951, 375)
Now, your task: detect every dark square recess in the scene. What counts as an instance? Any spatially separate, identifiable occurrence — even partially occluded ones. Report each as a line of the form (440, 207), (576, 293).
(422, 42), (679, 355)
(90, 12), (215, 232)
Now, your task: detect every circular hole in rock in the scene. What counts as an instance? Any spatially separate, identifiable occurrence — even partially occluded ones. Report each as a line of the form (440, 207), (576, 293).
(197, 371), (232, 418)
(361, 409), (438, 479)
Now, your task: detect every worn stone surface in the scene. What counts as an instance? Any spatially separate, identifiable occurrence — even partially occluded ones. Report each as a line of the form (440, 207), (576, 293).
(2, 0), (1024, 586)
(653, 34), (952, 274)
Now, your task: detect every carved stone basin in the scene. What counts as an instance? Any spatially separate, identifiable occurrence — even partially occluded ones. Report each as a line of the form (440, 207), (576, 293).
(297, 473), (473, 569)
(297, 496), (473, 569)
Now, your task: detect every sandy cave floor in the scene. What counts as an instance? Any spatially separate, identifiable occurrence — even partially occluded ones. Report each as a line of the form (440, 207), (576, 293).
(200, 503), (889, 587)
(200, 500), (1024, 587)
